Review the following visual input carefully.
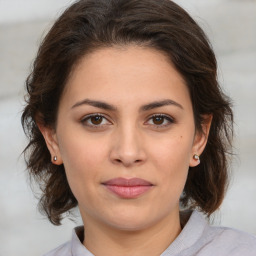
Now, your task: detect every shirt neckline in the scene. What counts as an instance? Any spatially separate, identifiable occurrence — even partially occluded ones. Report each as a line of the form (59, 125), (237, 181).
(71, 210), (207, 256)
(161, 210), (207, 255)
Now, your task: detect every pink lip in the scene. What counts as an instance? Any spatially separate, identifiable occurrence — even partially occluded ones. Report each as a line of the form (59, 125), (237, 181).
(102, 178), (153, 199)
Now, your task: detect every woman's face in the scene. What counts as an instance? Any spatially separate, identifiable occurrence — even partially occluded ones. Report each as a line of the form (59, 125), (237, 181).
(42, 45), (208, 231)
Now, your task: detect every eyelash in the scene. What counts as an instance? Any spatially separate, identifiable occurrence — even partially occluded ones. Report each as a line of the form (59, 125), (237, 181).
(80, 113), (175, 129)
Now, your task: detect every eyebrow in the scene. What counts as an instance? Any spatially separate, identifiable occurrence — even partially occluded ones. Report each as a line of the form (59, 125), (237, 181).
(71, 98), (183, 111)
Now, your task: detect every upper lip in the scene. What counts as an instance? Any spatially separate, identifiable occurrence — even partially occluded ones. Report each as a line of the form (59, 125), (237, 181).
(102, 177), (153, 186)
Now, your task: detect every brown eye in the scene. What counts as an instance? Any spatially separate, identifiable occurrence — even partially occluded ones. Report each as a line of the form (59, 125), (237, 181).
(91, 115), (103, 125)
(152, 116), (164, 125)
(81, 114), (111, 128)
(147, 114), (174, 128)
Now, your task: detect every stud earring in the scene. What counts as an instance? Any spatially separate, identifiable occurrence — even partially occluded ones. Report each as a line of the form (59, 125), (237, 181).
(193, 154), (200, 164)
(53, 156), (57, 162)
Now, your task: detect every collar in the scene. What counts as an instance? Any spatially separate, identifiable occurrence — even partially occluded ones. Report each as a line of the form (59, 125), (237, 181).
(161, 211), (207, 255)
(71, 226), (94, 256)
(70, 210), (207, 256)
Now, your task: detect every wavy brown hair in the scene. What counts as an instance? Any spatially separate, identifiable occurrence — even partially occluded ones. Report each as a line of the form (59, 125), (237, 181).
(22, 0), (233, 225)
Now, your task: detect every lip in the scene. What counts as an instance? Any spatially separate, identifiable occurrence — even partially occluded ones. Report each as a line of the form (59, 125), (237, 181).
(102, 177), (154, 199)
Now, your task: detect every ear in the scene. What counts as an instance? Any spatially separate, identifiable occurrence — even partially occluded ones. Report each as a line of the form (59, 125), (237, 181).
(189, 114), (212, 167)
(37, 122), (63, 165)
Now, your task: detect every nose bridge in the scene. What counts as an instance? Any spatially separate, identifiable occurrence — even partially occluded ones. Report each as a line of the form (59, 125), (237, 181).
(120, 122), (139, 151)
(110, 119), (145, 166)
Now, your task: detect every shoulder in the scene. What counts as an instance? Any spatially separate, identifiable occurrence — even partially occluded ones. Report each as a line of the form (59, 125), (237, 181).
(205, 225), (256, 255)
(193, 212), (256, 256)
(43, 242), (72, 256)
(179, 211), (256, 256)
(42, 241), (72, 256)
(42, 225), (87, 256)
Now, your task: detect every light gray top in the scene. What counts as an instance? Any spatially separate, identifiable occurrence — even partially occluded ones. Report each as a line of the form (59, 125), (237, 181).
(43, 211), (256, 256)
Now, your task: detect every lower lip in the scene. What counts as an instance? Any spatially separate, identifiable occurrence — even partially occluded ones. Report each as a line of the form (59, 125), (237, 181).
(104, 185), (152, 199)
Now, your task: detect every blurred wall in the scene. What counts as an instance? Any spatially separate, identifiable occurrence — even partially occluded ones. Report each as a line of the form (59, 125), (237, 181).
(0, 0), (256, 255)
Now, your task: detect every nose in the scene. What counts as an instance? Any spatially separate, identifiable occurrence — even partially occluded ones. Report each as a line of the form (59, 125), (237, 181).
(109, 124), (146, 167)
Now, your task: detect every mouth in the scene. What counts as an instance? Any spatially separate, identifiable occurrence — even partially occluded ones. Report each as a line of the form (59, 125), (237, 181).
(102, 177), (154, 199)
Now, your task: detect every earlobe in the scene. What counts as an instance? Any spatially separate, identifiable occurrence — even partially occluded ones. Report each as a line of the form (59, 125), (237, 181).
(37, 122), (63, 165)
(189, 114), (212, 167)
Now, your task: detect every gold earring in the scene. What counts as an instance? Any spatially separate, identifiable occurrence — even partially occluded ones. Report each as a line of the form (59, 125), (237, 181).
(193, 154), (200, 164)
(53, 156), (57, 162)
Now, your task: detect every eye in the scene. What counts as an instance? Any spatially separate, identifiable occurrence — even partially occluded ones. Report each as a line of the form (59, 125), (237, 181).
(81, 114), (111, 128)
(146, 114), (174, 128)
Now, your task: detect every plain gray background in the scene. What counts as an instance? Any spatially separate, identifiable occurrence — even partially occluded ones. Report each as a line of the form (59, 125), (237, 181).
(0, 0), (256, 255)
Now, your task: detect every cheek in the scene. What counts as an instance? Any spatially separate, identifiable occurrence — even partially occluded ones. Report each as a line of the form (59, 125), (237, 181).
(150, 134), (192, 185)
(153, 133), (192, 163)
(59, 132), (107, 170)
(57, 133), (108, 198)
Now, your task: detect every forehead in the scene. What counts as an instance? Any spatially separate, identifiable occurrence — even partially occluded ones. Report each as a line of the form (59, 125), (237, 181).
(62, 45), (191, 111)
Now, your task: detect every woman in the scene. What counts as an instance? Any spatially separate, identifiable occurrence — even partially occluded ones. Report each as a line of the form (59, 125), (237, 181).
(21, 0), (256, 255)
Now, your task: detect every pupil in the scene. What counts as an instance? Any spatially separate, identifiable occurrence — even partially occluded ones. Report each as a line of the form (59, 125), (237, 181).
(92, 116), (102, 124)
(154, 116), (163, 124)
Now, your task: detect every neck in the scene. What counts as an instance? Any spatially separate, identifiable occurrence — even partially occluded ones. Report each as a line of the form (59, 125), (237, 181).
(82, 211), (182, 256)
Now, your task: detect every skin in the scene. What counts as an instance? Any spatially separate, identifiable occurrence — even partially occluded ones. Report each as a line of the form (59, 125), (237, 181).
(39, 45), (211, 256)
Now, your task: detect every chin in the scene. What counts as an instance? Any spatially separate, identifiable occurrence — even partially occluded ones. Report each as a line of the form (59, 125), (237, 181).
(101, 210), (159, 232)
